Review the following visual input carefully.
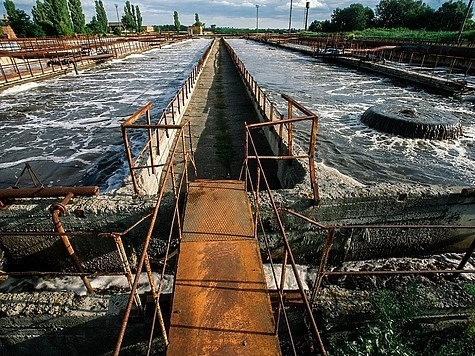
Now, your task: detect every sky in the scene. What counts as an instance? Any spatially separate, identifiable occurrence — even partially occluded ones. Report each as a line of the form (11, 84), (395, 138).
(2, 0), (449, 30)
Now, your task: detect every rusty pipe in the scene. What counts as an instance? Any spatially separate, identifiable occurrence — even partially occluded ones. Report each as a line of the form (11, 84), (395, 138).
(50, 193), (94, 294)
(0, 186), (98, 199)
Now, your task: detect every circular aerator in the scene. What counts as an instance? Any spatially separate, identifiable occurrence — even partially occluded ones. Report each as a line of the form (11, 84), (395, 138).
(360, 103), (462, 140)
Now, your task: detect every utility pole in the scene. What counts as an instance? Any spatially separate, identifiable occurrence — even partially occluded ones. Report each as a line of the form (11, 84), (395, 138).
(305, 2), (310, 31)
(115, 4), (121, 31)
(256, 4), (259, 33)
(456, 0), (474, 45)
(288, 0), (293, 33)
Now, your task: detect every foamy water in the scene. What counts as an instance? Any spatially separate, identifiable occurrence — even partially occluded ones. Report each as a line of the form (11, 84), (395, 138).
(0, 38), (212, 191)
(227, 39), (475, 186)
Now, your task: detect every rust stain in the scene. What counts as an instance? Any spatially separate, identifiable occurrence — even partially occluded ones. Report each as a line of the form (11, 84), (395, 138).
(167, 180), (281, 355)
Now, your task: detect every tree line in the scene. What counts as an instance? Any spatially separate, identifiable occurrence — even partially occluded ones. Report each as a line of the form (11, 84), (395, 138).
(2, 0), (143, 37)
(309, 0), (474, 33)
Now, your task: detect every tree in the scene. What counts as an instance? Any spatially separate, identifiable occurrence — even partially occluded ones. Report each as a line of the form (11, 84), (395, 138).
(320, 19), (334, 32)
(32, 0), (56, 35)
(375, 0), (434, 29)
(51, 0), (74, 35)
(331, 4), (374, 31)
(135, 5), (142, 33)
(174, 11), (180, 32)
(431, 0), (472, 31)
(68, 0), (85, 33)
(194, 13), (203, 26)
(4, 0), (45, 37)
(308, 20), (322, 32)
(122, 1), (136, 32)
(86, 16), (100, 33)
(95, 0), (108, 34)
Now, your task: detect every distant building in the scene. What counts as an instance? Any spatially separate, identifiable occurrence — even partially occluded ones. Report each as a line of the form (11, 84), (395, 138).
(108, 22), (154, 34)
(188, 25), (203, 36)
(1, 14), (16, 39)
(108, 21), (122, 34)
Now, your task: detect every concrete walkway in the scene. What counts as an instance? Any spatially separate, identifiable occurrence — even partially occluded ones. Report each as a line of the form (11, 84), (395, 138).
(183, 39), (257, 180)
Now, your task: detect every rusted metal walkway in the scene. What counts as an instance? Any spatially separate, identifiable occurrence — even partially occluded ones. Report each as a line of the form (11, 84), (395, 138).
(167, 179), (281, 355)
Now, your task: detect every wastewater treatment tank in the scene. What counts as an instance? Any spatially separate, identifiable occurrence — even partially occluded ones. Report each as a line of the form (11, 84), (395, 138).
(360, 102), (463, 140)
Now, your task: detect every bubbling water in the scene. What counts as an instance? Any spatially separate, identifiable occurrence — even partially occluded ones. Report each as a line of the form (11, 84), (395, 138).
(226, 39), (475, 186)
(0, 39), (212, 191)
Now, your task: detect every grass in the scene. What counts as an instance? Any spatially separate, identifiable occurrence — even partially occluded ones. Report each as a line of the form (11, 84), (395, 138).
(300, 28), (475, 44)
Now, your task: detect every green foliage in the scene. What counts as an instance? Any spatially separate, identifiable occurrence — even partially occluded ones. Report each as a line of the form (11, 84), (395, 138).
(375, 0), (434, 29)
(194, 13), (202, 27)
(329, 282), (475, 355)
(31, 0), (73, 36)
(350, 28), (459, 43)
(4, 0), (45, 37)
(308, 20), (322, 32)
(52, 0), (74, 35)
(306, 0), (472, 34)
(173, 11), (180, 32)
(122, 1), (136, 32)
(113, 26), (122, 36)
(135, 5), (142, 33)
(331, 4), (374, 32)
(94, 0), (108, 34)
(68, 0), (85, 34)
(32, 0), (55, 36)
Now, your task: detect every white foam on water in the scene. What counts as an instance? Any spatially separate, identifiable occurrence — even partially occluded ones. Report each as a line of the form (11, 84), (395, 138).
(0, 81), (42, 95)
(263, 264), (309, 290)
(0, 273), (175, 296)
(227, 38), (475, 186)
(0, 38), (213, 191)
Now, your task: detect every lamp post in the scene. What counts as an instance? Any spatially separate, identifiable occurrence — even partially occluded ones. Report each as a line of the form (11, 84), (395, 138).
(115, 4), (121, 31)
(288, 0), (293, 33)
(305, 2), (310, 31)
(256, 4), (259, 33)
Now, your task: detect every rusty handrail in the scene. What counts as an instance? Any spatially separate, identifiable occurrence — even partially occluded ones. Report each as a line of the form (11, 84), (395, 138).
(224, 40), (320, 203)
(1, 35), (168, 87)
(121, 39), (214, 194)
(50, 193), (94, 294)
(243, 124), (327, 355)
(113, 120), (193, 355)
(279, 207), (475, 305)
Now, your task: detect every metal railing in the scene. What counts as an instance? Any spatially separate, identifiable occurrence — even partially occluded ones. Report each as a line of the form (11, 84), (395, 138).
(242, 122), (326, 355)
(113, 119), (195, 355)
(121, 39), (214, 194)
(0, 34), (191, 87)
(224, 40), (319, 203)
(243, 124), (475, 355)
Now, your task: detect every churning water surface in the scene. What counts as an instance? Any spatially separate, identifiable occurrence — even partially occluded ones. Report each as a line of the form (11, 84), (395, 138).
(0, 38), (212, 191)
(227, 39), (475, 187)
(0, 38), (473, 191)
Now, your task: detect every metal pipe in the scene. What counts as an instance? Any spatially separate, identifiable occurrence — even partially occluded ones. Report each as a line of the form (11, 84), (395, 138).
(50, 193), (94, 294)
(0, 186), (98, 199)
(113, 234), (142, 310)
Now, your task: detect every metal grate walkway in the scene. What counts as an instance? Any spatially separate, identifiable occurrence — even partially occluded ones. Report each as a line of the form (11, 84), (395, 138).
(167, 179), (281, 355)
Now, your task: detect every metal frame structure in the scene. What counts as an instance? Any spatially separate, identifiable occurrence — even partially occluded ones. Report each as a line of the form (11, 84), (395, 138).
(0, 34), (190, 87)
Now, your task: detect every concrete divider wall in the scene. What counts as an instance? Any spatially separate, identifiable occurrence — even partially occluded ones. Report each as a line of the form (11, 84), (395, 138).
(131, 39), (216, 195)
(223, 39), (308, 189)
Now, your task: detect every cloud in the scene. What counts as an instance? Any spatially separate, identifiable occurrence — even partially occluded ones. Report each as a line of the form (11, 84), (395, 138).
(0, 0), (462, 30)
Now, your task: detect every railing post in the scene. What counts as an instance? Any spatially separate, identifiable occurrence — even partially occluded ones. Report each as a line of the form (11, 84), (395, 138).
(287, 101), (293, 156)
(121, 125), (140, 195)
(147, 109), (156, 175)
